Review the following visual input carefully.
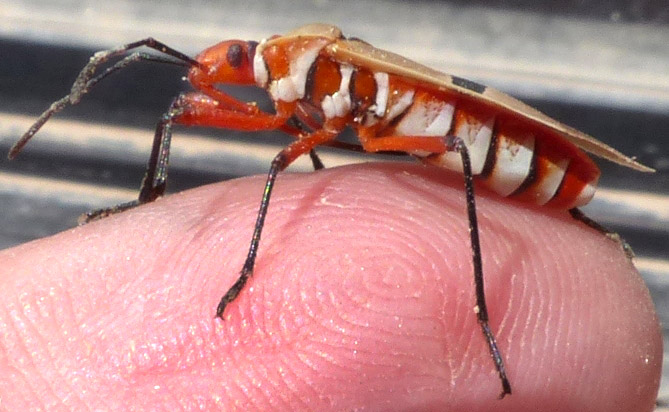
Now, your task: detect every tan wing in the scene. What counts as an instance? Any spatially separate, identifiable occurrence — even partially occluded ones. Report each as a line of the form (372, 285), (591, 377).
(263, 23), (343, 48)
(325, 36), (654, 172)
(284, 23), (342, 39)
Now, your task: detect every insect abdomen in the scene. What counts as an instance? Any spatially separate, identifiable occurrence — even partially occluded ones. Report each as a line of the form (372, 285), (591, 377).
(258, 40), (600, 209)
(374, 79), (600, 209)
(422, 98), (600, 208)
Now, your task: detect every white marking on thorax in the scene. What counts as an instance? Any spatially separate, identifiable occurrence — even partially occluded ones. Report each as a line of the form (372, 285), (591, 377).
(268, 40), (327, 102)
(534, 158), (569, 205)
(373, 72), (389, 117)
(271, 78), (299, 102)
(253, 38), (269, 87)
(487, 132), (535, 196)
(322, 64), (354, 119)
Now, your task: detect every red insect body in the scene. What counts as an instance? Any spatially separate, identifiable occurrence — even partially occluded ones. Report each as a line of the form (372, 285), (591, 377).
(184, 25), (617, 210)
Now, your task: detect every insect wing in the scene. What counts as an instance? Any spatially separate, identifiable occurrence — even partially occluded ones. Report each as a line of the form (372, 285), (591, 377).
(326, 37), (654, 173)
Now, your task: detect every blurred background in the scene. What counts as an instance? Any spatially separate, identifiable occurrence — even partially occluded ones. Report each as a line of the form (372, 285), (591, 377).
(0, 0), (667, 406)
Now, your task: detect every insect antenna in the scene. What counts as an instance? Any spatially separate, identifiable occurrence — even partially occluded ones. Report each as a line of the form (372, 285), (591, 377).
(8, 38), (202, 160)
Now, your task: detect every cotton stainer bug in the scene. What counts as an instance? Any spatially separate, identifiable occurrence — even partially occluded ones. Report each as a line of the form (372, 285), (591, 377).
(8, 23), (655, 398)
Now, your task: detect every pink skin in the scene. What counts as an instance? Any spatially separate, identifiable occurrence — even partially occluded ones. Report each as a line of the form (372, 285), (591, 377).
(0, 162), (661, 411)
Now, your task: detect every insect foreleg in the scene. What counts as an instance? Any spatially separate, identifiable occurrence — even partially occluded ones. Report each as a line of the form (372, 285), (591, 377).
(445, 135), (512, 398)
(216, 121), (345, 319)
(81, 94), (183, 223)
(82, 92), (300, 223)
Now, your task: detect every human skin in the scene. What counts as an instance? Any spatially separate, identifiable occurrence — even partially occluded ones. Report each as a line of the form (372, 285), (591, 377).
(0, 162), (661, 411)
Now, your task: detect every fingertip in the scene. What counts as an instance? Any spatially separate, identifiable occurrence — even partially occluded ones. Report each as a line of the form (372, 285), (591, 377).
(0, 162), (660, 411)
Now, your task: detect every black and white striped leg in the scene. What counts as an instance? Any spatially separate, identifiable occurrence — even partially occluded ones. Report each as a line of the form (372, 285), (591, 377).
(568, 208), (635, 259)
(445, 135), (512, 398)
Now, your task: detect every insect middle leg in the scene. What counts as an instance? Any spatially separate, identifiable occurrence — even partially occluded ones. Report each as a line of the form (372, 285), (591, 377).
(215, 118), (347, 318)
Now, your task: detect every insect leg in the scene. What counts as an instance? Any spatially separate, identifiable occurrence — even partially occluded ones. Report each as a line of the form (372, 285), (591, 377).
(283, 108), (325, 171)
(355, 127), (448, 155)
(81, 93), (184, 222)
(159, 89), (329, 172)
(308, 150), (325, 170)
(569, 208), (634, 259)
(280, 123), (324, 170)
(82, 92), (296, 223)
(444, 135), (512, 398)
(216, 120), (346, 319)
(9, 41), (199, 159)
(283, 120), (324, 170)
(357, 128), (512, 395)
(316, 127), (513, 395)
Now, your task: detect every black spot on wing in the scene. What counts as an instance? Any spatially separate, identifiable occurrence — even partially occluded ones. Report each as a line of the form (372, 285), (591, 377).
(452, 76), (487, 94)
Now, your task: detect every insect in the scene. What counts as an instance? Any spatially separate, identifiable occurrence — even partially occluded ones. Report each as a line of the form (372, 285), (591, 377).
(9, 23), (654, 398)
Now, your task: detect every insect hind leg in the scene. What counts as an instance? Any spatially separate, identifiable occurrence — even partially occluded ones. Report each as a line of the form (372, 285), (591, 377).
(444, 135), (512, 398)
(568, 208), (635, 260)
(344, 130), (513, 397)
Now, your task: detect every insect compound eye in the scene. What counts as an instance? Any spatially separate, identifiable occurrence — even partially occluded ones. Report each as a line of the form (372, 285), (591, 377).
(226, 43), (244, 68)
